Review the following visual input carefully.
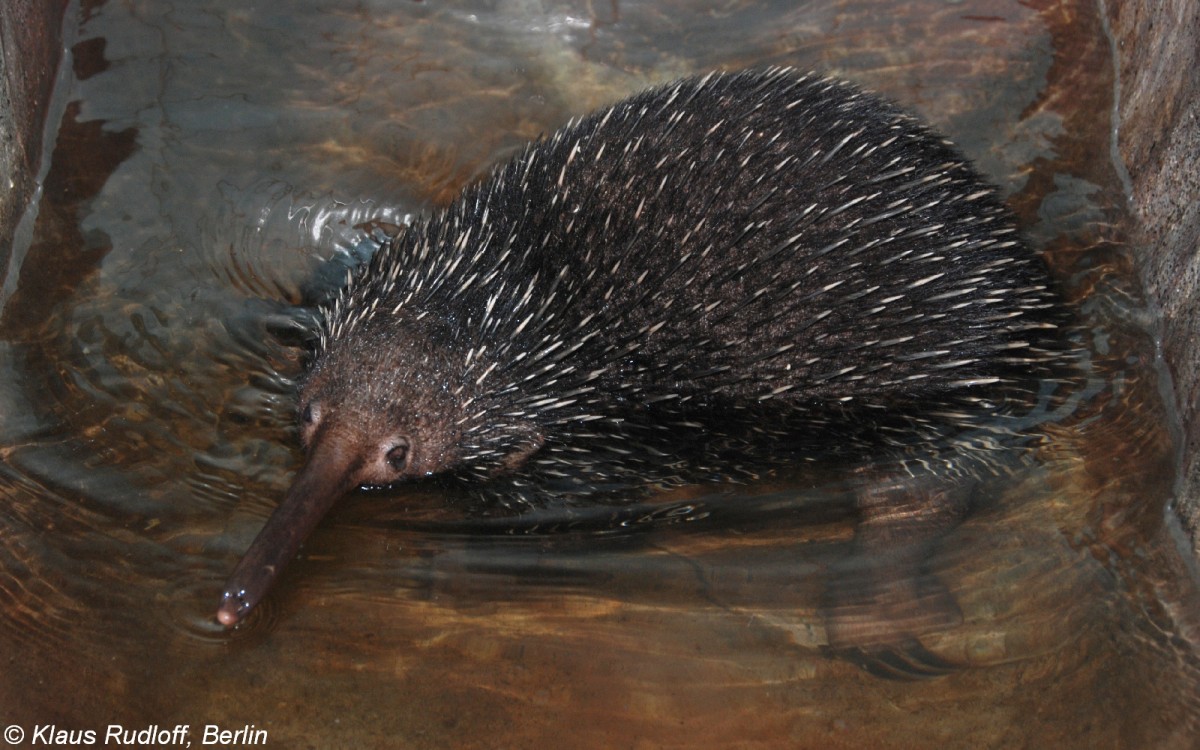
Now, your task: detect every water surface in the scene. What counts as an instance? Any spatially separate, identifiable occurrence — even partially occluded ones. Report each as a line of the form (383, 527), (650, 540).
(1, 0), (1197, 747)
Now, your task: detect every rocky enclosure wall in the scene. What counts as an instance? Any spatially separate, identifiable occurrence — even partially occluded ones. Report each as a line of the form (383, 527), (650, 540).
(1108, 0), (1200, 551)
(0, 0), (68, 279)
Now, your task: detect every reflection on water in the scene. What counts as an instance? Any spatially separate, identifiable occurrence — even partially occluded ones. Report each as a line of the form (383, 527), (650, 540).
(1, 0), (1197, 746)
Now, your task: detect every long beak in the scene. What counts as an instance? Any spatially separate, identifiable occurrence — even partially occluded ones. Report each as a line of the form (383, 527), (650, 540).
(216, 436), (360, 627)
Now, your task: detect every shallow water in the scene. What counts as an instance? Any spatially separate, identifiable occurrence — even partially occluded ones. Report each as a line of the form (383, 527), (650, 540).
(1, 0), (1197, 747)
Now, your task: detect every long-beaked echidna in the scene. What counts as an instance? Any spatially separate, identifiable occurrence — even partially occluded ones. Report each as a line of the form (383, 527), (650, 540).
(217, 67), (1079, 627)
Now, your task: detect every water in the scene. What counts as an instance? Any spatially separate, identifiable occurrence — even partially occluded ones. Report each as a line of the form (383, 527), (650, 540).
(1, 0), (1197, 746)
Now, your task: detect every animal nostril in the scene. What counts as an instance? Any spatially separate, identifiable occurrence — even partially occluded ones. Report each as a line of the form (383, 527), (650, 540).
(386, 439), (411, 472)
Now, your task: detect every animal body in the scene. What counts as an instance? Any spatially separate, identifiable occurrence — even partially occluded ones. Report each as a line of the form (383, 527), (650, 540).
(217, 67), (1078, 628)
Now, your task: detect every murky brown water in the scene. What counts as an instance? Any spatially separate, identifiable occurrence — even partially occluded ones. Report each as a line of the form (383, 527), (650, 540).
(1, 0), (1197, 747)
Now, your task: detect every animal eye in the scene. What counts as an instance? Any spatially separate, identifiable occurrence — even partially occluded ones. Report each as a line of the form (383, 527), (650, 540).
(386, 439), (410, 472)
(301, 402), (317, 424)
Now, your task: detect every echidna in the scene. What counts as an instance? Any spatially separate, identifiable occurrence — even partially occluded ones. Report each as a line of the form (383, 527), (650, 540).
(216, 67), (1078, 627)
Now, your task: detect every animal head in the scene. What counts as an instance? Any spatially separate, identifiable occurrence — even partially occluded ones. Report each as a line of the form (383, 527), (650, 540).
(299, 316), (544, 486)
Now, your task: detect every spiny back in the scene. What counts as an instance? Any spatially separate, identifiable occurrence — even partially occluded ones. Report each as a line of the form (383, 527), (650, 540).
(317, 67), (1077, 482)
